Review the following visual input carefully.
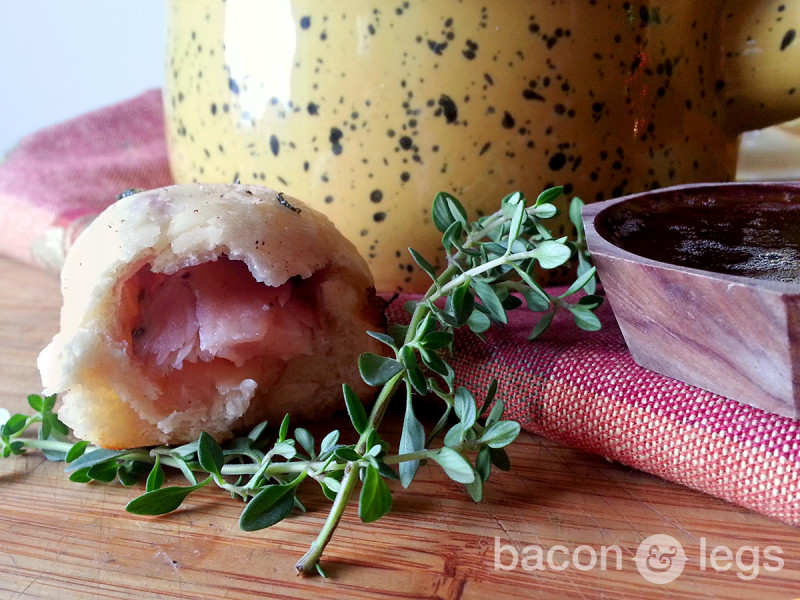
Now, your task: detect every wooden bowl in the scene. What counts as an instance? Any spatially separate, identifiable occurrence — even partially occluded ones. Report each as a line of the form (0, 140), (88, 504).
(582, 181), (800, 418)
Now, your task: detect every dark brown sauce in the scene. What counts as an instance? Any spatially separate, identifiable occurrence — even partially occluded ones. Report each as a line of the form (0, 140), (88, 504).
(596, 189), (800, 283)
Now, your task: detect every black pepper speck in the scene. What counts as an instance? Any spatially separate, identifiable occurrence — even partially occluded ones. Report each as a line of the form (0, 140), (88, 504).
(427, 40), (448, 55)
(438, 94), (458, 123)
(548, 152), (567, 171)
(523, 89), (545, 101)
(329, 127), (344, 155)
(463, 40), (479, 60)
(781, 29), (796, 50)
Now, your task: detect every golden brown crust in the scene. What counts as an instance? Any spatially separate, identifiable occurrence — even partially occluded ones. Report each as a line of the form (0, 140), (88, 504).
(38, 183), (386, 448)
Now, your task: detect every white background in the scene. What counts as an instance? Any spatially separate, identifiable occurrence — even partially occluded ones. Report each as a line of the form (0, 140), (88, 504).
(0, 1), (166, 155)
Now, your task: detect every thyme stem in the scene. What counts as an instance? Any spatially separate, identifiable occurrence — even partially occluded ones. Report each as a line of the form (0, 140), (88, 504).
(295, 461), (360, 575)
(296, 368), (406, 574)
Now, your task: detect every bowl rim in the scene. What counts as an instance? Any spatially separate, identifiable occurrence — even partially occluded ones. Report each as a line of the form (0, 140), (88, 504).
(581, 180), (800, 295)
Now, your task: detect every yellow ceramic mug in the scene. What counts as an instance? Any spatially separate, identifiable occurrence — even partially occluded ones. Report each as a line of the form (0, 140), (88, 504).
(165, 0), (800, 293)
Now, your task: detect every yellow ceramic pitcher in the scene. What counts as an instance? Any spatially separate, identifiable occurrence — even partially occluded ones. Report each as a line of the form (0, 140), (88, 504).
(165, 0), (800, 292)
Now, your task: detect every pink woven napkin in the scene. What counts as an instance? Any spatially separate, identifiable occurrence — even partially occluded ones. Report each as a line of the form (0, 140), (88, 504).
(386, 299), (800, 527)
(1, 90), (798, 526)
(0, 89), (171, 272)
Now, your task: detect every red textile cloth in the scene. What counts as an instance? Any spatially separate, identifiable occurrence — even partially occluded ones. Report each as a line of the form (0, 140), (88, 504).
(387, 299), (800, 527)
(0, 89), (171, 271)
(1, 89), (798, 526)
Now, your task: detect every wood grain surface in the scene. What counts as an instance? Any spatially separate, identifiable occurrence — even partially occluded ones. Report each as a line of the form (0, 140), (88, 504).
(1, 255), (798, 600)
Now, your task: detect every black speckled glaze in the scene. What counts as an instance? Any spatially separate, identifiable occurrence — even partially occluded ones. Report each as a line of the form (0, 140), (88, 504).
(165, 0), (800, 293)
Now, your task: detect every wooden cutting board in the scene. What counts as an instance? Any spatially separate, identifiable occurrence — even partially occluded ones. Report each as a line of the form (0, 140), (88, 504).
(1, 256), (798, 600)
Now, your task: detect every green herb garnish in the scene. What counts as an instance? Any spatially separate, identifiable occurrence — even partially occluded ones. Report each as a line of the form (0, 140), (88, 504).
(0, 187), (601, 577)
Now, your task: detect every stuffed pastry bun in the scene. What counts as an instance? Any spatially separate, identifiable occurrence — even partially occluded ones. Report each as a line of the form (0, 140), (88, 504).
(38, 183), (386, 449)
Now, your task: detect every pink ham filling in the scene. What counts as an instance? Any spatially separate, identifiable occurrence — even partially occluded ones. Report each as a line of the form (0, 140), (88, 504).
(123, 256), (320, 372)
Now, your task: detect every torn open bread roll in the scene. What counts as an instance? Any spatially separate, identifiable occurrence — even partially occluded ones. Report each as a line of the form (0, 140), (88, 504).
(38, 183), (386, 449)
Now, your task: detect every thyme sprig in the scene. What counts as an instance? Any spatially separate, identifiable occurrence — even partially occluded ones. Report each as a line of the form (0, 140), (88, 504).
(0, 187), (601, 577)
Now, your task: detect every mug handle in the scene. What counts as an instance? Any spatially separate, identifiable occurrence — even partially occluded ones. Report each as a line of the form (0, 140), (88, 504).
(719, 0), (800, 132)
